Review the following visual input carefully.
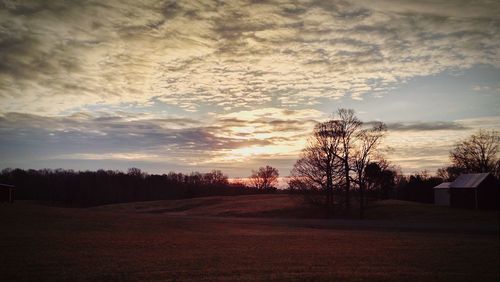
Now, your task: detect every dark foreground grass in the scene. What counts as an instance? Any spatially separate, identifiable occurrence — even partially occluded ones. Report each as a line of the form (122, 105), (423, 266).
(0, 197), (498, 281)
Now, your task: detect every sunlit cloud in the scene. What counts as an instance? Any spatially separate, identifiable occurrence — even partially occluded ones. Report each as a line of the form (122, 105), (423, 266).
(0, 108), (323, 174)
(1, 0), (499, 114)
(0, 0), (499, 176)
(384, 116), (500, 173)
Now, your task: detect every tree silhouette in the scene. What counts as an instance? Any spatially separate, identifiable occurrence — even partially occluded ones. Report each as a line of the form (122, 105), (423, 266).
(291, 108), (386, 218)
(436, 166), (466, 182)
(290, 120), (343, 210)
(0, 168), (264, 206)
(334, 109), (363, 211)
(450, 130), (499, 175)
(250, 166), (279, 190)
(364, 161), (397, 199)
(203, 170), (229, 185)
(351, 121), (386, 218)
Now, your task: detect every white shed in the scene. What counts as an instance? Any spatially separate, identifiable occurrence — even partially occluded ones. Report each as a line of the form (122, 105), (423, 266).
(434, 182), (451, 206)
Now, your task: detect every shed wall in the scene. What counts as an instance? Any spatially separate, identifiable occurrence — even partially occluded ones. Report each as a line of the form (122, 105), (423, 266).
(477, 176), (499, 209)
(450, 188), (477, 209)
(434, 189), (450, 206)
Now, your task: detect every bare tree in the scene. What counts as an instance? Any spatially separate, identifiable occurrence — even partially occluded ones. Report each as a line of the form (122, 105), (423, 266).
(436, 166), (466, 182)
(333, 109), (362, 210)
(291, 108), (386, 218)
(351, 122), (386, 219)
(127, 167), (144, 178)
(250, 166), (279, 190)
(291, 121), (343, 210)
(203, 170), (229, 185)
(495, 159), (500, 179)
(450, 130), (499, 174)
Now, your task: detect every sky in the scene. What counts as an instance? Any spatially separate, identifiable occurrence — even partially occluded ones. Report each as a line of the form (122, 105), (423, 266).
(1, 0), (499, 177)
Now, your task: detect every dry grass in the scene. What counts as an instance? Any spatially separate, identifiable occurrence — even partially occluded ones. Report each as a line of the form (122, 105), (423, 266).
(92, 194), (313, 217)
(0, 196), (498, 281)
(366, 199), (498, 224)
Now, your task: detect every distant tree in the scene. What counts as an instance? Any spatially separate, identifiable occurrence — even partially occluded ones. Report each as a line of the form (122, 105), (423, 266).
(450, 130), (499, 175)
(364, 161), (397, 199)
(395, 171), (442, 204)
(187, 172), (204, 185)
(127, 167), (144, 178)
(203, 170), (229, 185)
(250, 166), (279, 190)
(287, 177), (313, 192)
(0, 168), (260, 206)
(166, 172), (184, 183)
(436, 166), (466, 182)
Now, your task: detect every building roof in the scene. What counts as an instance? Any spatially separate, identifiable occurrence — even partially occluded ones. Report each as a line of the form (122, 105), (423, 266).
(0, 183), (15, 188)
(434, 182), (451, 189)
(450, 173), (491, 188)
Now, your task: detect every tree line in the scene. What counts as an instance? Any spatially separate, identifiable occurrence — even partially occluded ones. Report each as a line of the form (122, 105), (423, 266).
(0, 168), (274, 207)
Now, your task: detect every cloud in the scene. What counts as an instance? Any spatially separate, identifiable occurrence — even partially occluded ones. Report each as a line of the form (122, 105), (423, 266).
(0, 108), (322, 174)
(1, 0), (499, 114)
(472, 83), (500, 93)
(1, 109), (498, 176)
(1, 1), (499, 176)
(0, 111), (268, 161)
(383, 116), (500, 173)
(384, 121), (469, 131)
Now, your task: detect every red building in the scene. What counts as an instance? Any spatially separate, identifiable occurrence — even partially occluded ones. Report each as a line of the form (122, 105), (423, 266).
(449, 173), (499, 210)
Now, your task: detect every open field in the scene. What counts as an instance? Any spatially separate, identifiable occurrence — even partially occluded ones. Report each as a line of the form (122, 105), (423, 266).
(1, 195), (498, 281)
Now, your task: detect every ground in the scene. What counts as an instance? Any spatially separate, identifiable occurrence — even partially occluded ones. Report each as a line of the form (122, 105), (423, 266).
(0, 194), (498, 281)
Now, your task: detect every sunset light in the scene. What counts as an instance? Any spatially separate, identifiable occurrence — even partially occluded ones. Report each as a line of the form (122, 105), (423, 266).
(230, 145), (291, 160)
(1, 1), (499, 281)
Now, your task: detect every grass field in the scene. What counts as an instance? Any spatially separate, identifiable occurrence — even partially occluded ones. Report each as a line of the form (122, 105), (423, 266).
(1, 195), (498, 281)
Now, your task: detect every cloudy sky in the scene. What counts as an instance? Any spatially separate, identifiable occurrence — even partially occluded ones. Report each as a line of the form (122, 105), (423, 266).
(1, 0), (499, 177)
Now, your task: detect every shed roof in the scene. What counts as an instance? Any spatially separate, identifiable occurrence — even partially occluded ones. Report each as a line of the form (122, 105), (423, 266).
(450, 173), (490, 188)
(434, 182), (451, 189)
(0, 183), (15, 188)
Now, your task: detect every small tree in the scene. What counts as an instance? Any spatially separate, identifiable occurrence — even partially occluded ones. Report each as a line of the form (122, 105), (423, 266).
(450, 130), (499, 174)
(250, 166), (279, 190)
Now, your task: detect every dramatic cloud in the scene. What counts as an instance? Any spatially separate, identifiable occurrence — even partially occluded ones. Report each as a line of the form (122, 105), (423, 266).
(1, 0), (499, 176)
(0, 108), (324, 174)
(1, 0), (499, 114)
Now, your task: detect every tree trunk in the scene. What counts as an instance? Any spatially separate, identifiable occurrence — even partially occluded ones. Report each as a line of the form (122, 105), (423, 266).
(326, 172), (334, 215)
(359, 182), (365, 220)
(344, 160), (350, 211)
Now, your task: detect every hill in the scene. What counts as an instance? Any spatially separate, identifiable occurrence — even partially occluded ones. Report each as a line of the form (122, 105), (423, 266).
(93, 194), (498, 224)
